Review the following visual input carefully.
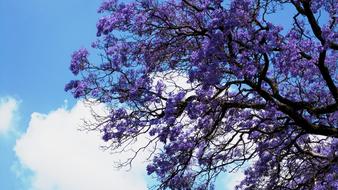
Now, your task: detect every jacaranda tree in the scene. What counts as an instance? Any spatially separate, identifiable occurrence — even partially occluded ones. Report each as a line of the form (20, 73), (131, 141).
(65, 0), (337, 189)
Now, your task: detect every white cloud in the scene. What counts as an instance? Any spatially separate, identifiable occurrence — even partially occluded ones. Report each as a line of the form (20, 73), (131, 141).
(14, 101), (147, 190)
(0, 97), (18, 134)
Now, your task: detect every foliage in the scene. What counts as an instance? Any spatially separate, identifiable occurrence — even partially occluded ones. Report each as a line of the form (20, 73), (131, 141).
(66, 0), (338, 189)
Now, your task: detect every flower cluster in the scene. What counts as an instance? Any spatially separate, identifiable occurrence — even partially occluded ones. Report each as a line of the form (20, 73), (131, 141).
(70, 48), (89, 75)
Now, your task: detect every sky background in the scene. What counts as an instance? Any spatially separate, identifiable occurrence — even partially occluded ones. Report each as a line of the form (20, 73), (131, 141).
(0, 0), (314, 189)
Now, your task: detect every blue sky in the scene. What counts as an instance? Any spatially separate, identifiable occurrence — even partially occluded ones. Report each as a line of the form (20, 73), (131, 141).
(0, 0), (328, 190)
(0, 0), (100, 189)
(0, 0), (100, 112)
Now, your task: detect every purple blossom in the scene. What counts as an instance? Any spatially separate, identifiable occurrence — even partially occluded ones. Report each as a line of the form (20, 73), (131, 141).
(70, 48), (89, 75)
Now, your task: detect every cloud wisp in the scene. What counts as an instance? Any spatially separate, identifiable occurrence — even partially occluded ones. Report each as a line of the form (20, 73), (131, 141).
(0, 97), (19, 134)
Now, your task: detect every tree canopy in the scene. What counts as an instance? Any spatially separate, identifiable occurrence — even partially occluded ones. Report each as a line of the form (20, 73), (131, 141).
(65, 0), (338, 189)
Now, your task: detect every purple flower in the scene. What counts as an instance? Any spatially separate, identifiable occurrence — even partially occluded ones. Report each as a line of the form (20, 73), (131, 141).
(70, 48), (89, 75)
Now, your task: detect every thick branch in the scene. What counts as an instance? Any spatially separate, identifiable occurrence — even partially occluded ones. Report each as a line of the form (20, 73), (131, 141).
(246, 81), (338, 138)
(317, 51), (338, 102)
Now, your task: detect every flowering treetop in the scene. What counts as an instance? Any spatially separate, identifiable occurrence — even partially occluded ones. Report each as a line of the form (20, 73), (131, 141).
(66, 0), (338, 189)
